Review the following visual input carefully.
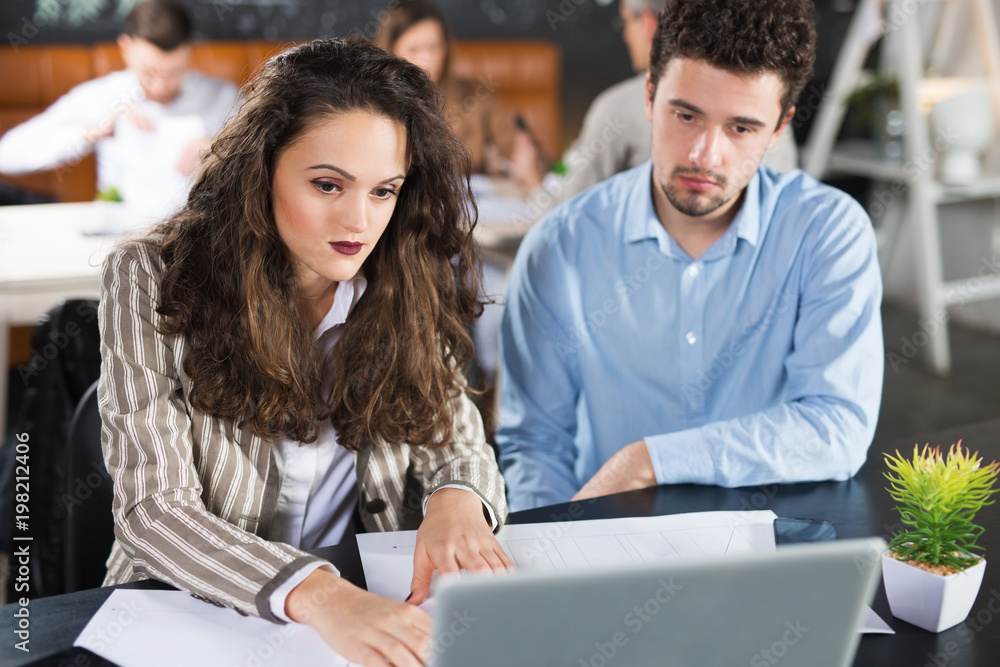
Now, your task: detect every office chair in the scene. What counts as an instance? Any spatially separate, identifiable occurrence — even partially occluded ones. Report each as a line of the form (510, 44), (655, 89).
(63, 380), (115, 593)
(1, 299), (101, 600)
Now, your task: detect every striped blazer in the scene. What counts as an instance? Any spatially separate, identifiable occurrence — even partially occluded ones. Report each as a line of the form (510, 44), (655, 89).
(98, 241), (508, 622)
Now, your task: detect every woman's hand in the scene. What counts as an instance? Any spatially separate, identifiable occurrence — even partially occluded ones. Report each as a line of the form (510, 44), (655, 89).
(508, 130), (546, 190)
(408, 487), (513, 605)
(286, 568), (432, 666)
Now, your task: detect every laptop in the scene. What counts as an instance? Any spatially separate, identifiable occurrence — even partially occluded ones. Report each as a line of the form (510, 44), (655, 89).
(428, 537), (885, 667)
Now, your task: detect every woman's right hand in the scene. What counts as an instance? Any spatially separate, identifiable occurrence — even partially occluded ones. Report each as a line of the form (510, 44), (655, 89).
(286, 567), (433, 666)
(508, 129), (546, 190)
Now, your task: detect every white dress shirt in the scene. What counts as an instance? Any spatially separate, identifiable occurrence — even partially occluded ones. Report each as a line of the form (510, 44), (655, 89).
(271, 278), (366, 552)
(0, 69), (237, 219)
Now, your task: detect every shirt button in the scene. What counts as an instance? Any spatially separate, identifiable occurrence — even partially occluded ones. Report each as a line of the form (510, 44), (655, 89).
(689, 400), (698, 409)
(686, 331), (697, 344)
(687, 264), (700, 278)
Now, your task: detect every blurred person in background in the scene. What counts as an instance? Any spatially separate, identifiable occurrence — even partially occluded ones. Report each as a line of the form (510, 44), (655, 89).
(540, 0), (798, 211)
(0, 0), (238, 220)
(373, 0), (546, 190)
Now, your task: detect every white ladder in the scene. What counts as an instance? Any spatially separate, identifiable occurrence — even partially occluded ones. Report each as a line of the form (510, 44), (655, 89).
(803, 0), (1000, 376)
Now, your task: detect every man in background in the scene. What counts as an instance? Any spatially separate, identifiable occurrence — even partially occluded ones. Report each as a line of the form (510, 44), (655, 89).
(546, 0), (798, 209)
(0, 0), (238, 220)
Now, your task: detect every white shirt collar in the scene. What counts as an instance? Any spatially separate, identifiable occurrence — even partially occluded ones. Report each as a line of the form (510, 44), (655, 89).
(314, 274), (368, 340)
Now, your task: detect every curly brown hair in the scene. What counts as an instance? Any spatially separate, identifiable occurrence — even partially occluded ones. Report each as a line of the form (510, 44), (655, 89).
(649, 0), (817, 125)
(145, 35), (482, 451)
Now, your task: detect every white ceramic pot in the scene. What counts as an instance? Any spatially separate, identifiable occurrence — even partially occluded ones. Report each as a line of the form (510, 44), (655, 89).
(882, 553), (986, 632)
(929, 88), (995, 185)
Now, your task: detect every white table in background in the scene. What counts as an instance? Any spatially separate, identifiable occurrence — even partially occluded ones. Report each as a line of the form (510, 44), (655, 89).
(0, 202), (129, 436)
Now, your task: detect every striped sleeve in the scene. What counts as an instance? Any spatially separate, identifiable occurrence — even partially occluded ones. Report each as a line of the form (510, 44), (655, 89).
(98, 242), (322, 622)
(409, 391), (509, 532)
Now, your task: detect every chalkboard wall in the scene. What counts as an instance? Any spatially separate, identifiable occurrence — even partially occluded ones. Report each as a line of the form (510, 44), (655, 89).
(2, 0), (855, 146)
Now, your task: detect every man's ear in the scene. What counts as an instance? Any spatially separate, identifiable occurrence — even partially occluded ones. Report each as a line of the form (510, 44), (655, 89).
(117, 34), (133, 66)
(644, 71), (655, 123)
(768, 106), (795, 150)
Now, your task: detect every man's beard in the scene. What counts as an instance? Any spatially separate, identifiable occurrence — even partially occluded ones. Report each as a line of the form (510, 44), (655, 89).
(659, 166), (730, 217)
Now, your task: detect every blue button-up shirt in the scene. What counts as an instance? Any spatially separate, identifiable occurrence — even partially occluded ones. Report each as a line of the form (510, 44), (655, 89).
(497, 161), (883, 512)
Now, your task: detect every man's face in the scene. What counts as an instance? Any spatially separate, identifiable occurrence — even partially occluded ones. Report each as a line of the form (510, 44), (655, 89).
(119, 35), (191, 104)
(618, 4), (654, 73)
(645, 57), (791, 222)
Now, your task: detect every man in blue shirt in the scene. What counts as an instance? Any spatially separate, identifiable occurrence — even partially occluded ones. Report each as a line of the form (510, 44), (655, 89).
(496, 0), (883, 512)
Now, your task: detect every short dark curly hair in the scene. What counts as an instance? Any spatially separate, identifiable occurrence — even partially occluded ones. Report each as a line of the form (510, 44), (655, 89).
(648, 0), (816, 125)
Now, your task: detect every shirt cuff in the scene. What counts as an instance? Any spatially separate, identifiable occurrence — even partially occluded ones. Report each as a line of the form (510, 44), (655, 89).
(645, 427), (716, 486)
(268, 561), (339, 623)
(423, 484), (499, 531)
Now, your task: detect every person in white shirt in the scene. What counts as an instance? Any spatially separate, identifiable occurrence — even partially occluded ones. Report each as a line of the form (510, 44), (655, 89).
(0, 0), (238, 220)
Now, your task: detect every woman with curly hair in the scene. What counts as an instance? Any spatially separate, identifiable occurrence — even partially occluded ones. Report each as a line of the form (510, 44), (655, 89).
(98, 35), (509, 666)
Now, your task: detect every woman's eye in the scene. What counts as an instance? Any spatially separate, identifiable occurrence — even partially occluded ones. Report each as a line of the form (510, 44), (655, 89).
(373, 187), (398, 200)
(311, 180), (338, 194)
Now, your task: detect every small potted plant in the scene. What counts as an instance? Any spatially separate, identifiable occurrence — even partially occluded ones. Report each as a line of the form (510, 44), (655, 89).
(881, 441), (999, 632)
(94, 185), (130, 234)
(845, 69), (903, 159)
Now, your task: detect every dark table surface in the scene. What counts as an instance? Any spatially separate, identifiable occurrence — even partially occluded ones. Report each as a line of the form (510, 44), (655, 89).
(4, 418), (1000, 666)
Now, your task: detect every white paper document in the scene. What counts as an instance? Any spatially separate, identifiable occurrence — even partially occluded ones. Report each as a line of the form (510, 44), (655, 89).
(470, 173), (532, 224)
(115, 113), (205, 222)
(74, 589), (351, 667)
(358, 510), (892, 635)
(862, 607), (895, 633)
(359, 510), (778, 600)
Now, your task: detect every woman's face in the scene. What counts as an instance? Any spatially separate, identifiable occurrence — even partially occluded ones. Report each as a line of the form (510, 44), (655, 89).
(393, 18), (447, 84)
(272, 110), (408, 297)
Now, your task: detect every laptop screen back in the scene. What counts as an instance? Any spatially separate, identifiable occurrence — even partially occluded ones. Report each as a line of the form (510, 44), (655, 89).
(429, 537), (884, 667)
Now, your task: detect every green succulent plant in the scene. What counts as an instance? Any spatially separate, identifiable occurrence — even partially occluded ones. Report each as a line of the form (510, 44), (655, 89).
(884, 442), (999, 572)
(96, 185), (123, 202)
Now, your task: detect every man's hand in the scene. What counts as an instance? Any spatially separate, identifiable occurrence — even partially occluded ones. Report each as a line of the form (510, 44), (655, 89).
(125, 110), (154, 131)
(571, 440), (657, 501)
(84, 109), (154, 145)
(408, 487), (513, 606)
(176, 136), (212, 177)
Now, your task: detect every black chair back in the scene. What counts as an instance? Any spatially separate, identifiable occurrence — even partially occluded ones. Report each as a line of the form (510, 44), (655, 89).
(63, 380), (115, 593)
(1, 299), (101, 600)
